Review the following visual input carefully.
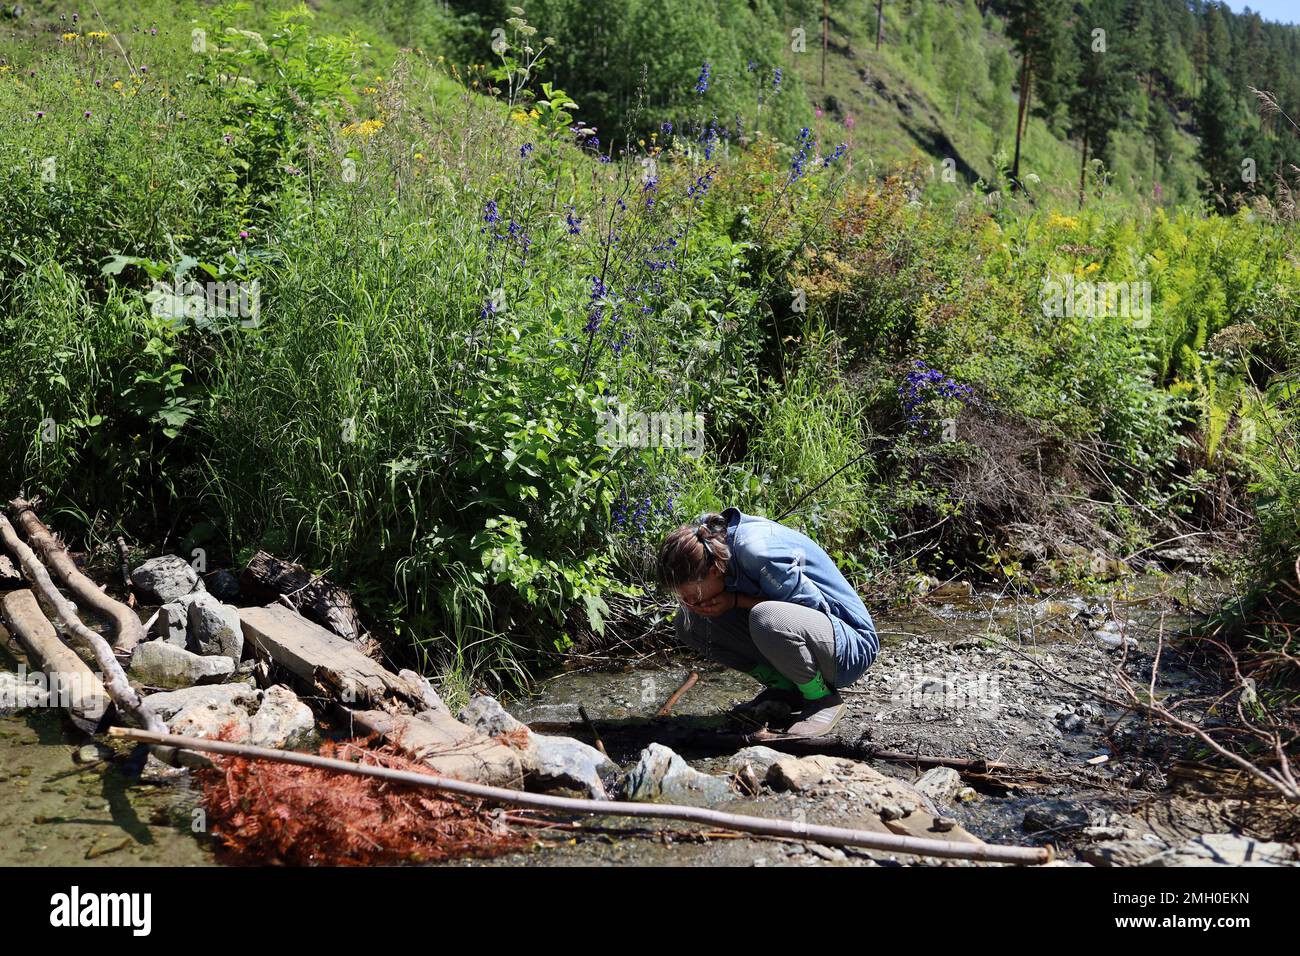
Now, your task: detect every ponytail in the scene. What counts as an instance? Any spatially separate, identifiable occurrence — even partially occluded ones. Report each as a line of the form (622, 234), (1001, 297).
(657, 513), (731, 587)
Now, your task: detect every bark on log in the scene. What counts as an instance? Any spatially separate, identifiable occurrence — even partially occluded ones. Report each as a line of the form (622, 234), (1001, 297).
(239, 550), (362, 642)
(109, 726), (1054, 865)
(1, 588), (112, 733)
(8, 499), (144, 652)
(0, 514), (165, 737)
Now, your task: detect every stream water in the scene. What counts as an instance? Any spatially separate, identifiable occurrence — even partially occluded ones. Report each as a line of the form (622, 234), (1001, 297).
(0, 573), (1246, 866)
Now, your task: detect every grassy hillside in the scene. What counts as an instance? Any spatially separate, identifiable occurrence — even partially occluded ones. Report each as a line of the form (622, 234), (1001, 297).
(0, 0), (1295, 696)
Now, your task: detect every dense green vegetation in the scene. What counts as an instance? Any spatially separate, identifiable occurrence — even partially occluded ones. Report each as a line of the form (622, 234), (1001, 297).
(0, 0), (1295, 693)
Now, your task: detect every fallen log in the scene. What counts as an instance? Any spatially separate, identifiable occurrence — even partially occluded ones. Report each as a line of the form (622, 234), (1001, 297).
(1, 589), (112, 732)
(8, 499), (144, 652)
(0, 514), (165, 738)
(108, 726), (1054, 865)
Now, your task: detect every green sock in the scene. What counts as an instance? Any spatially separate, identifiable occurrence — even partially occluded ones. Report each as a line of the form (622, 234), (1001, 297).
(796, 673), (833, 701)
(748, 664), (796, 692)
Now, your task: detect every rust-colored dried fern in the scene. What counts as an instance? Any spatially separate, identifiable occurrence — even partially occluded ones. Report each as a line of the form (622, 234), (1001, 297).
(196, 735), (531, 866)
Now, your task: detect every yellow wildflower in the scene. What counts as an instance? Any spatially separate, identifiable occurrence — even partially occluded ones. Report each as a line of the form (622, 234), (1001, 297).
(341, 119), (385, 138)
(1048, 213), (1081, 230)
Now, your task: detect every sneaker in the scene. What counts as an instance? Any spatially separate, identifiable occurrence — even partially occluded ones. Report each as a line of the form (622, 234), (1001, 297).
(730, 686), (802, 723)
(782, 691), (846, 737)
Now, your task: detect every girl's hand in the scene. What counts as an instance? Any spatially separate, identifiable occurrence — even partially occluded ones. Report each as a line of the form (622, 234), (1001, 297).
(683, 590), (735, 618)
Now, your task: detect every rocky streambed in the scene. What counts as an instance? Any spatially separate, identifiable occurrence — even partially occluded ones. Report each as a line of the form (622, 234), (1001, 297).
(1, 567), (1296, 867)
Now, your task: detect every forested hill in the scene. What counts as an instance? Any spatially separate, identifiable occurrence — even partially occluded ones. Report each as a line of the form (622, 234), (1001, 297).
(365, 0), (1300, 210)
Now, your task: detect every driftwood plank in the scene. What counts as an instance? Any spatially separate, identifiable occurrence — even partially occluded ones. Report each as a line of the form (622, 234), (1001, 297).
(238, 603), (420, 706)
(1, 589), (111, 732)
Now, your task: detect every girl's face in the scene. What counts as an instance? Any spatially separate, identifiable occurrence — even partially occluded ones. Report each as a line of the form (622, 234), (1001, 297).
(675, 566), (729, 617)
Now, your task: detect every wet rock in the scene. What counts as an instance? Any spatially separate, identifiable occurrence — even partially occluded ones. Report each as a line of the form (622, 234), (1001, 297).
(130, 640), (235, 688)
(170, 699), (251, 743)
(0, 671), (49, 713)
(726, 745), (787, 777)
(1093, 623), (1137, 651)
(913, 766), (963, 805)
(625, 743), (732, 804)
(1140, 833), (1298, 867)
(131, 555), (204, 604)
(1058, 713), (1086, 733)
(1023, 799), (1092, 834)
(183, 591), (244, 661)
(249, 685), (316, 749)
(74, 743), (110, 764)
(143, 681), (261, 722)
(203, 569), (241, 603)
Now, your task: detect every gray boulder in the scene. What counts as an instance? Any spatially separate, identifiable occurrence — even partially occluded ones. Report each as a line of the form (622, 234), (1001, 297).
(528, 734), (618, 799)
(131, 555), (203, 604)
(130, 640), (234, 688)
(143, 682), (262, 722)
(625, 743), (732, 804)
(248, 685), (316, 749)
(183, 591), (244, 661)
(1023, 799), (1093, 834)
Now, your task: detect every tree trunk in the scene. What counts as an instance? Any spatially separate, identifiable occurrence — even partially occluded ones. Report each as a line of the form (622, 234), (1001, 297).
(1079, 136), (1089, 208)
(822, 0), (829, 86)
(1012, 52), (1031, 181)
(876, 0), (884, 51)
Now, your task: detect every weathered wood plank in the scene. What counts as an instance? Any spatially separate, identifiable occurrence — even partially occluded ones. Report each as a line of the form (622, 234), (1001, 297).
(238, 603), (421, 706)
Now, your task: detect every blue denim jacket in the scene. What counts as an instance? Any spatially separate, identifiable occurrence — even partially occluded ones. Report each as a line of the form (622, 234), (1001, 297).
(719, 507), (879, 686)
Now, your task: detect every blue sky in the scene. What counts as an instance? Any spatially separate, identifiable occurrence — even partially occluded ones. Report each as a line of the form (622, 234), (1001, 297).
(1223, 1), (1300, 25)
